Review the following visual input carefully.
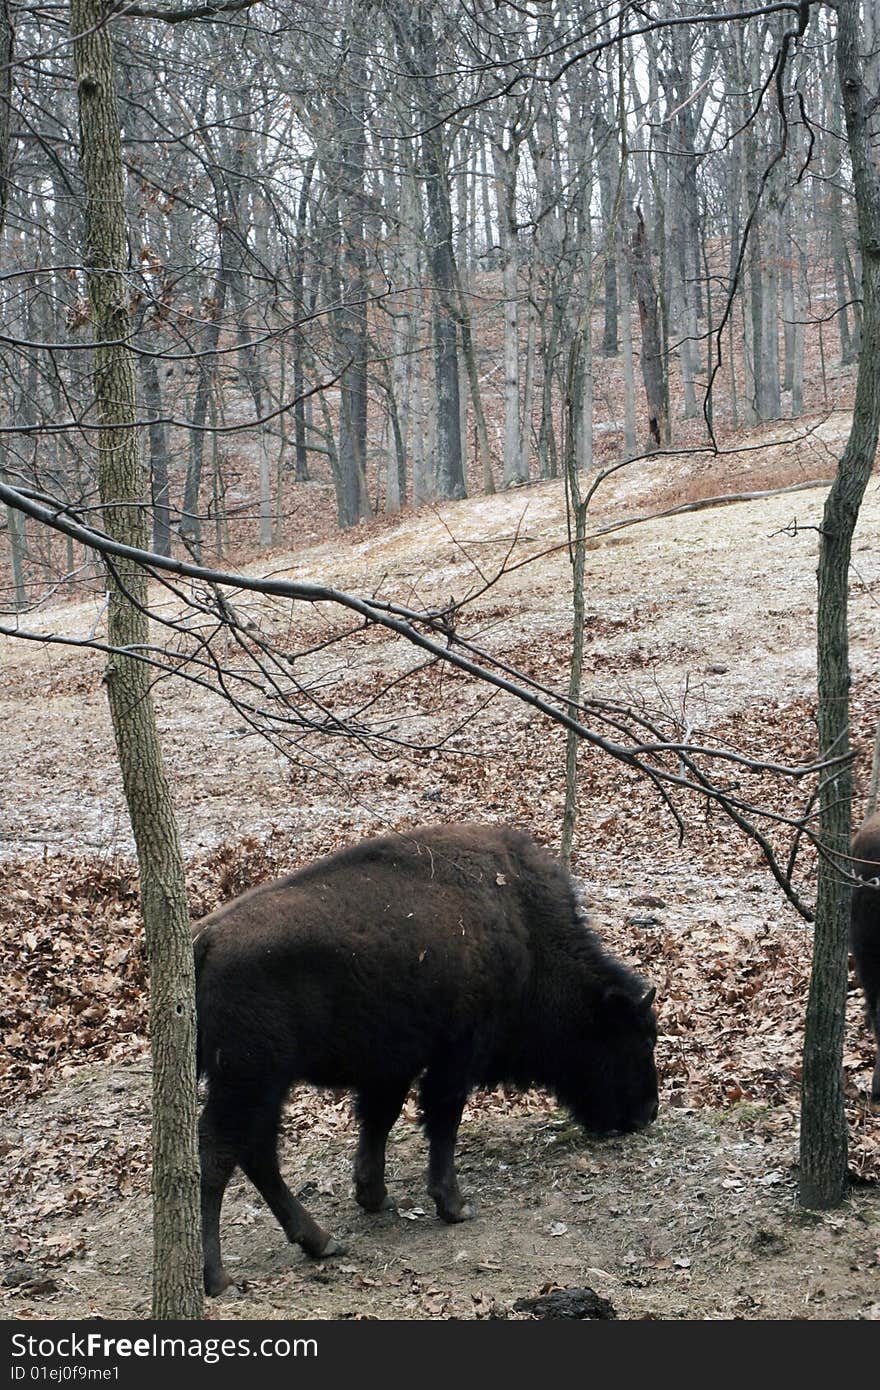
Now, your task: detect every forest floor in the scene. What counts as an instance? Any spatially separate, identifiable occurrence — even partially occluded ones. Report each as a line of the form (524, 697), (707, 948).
(2, 404), (880, 1321)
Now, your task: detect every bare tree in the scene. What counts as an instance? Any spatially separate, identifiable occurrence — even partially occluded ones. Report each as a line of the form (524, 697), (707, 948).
(70, 0), (201, 1316)
(799, 0), (880, 1211)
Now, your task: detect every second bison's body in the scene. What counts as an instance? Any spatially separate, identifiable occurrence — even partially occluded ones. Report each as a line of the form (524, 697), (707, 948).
(850, 812), (880, 1102)
(194, 822), (659, 1294)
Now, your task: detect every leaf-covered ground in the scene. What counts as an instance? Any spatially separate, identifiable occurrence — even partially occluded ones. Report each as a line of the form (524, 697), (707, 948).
(2, 423), (879, 1319)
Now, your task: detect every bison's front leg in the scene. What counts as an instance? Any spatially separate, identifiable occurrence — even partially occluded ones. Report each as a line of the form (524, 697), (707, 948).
(419, 1068), (475, 1224)
(353, 1081), (409, 1212)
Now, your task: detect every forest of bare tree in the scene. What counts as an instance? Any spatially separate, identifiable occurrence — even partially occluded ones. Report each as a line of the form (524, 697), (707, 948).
(1, 0), (879, 1331)
(1, 0), (869, 577)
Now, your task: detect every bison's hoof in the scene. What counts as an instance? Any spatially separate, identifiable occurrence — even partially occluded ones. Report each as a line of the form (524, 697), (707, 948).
(317, 1235), (346, 1258)
(204, 1268), (232, 1297)
(438, 1198), (476, 1224)
(356, 1189), (396, 1214)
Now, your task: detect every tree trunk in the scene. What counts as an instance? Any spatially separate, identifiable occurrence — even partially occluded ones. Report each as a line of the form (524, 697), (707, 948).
(455, 292), (495, 493)
(598, 135), (619, 357)
(140, 354), (172, 558)
(329, 41), (371, 529)
(619, 241), (638, 458)
(0, 0), (12, 237)
(410, 323), (430, 505)
(2, 462), (27, 609)
(292, 156), (315, 483)
(493, 133), (525, 487)
(479, 135), (494, 267)
(70, 0), (201, 1316)
(629, 208), (668, 449)
(561, 337), (589, 863)
(520, 267), (536, 483)
(758, 190), (783, 419)
(386, 0), (465, 498)
(830, 181), (856, 365)
(799, 0), (880, 1210)
(181, 254), (228, 553)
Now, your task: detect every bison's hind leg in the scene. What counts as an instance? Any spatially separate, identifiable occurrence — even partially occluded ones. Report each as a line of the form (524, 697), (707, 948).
(353, 1079), (410, 1212)
(199, 1098), (239, 1296)
(419, 1064), (476, 1224)
(236, 1087), (344, 1260)
(869, 999), (880, 1102)
(200, 1082), (342, 1295)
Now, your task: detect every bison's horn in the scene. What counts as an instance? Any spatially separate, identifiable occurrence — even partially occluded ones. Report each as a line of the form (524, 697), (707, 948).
(642, 986), (657, 1009)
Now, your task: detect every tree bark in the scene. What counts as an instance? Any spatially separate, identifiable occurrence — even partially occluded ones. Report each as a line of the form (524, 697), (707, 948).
(140, 354), (173, 558)
(561, 336), (589, 863)
(2, 462), (27, 609)
(0, 0), (12, 237)
(70, 0), (201, 1315)
(385, 0), (465, 499)
(327, 41), (371, 528)
(292, 156), (315, 483)
(799, 0), (880, 1210)
(492, 131), (526, 486)
(629, 207), (669, 449)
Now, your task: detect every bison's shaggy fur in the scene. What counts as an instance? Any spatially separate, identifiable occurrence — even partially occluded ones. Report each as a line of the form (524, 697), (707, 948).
(194, 823), (658, 1295)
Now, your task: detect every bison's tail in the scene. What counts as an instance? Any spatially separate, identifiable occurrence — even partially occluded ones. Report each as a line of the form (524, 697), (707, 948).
(192, 926), (212, 1082)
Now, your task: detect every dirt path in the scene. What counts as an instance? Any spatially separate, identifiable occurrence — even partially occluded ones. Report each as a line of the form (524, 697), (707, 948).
(3, 1061), (878, 1321)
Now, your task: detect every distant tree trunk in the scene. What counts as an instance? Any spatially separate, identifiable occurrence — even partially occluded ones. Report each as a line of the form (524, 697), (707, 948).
(386, 0), (465, 498)
(70, 0), (201, 1316)
(382, 365), (407, 514)
(410, 322), (430, 505)
(790, 236), (808, 420)
(561, 335), (589, 863)
(830, 181), (856, 365)
(0, 0), (12, 237)
(781, 201), (797, 397)
(479, 135), (494, 266)
(597, 133), (619, 357)
(799, 0), (880, 1210)
(520, 267), (537, 482)
(328, 40), (371, 529)
(2, 462), (27, 609)
(758, 187), (783, 419)
(455, 297), (495, 493)
(181, 250), (228, 554)
(140, 354), (172, 558)
(531, 89), (563, 480)
(629, 207), (669, 449)
(619, 241), (638, 457)
(492, 132), (526, 486)
(292, 156), (315, 484)
(659, 65), (698, 419)
(424, 148), (465, 501)
(223, 119), (274, 546)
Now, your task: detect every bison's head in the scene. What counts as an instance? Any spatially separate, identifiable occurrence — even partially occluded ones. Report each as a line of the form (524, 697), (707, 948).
(559, 984), (659, 1136)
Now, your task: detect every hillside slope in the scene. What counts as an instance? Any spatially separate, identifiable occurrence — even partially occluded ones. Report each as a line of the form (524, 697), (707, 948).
(2, 418), (879, 1320)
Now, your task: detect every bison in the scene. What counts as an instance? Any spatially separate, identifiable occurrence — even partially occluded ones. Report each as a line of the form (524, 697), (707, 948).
(850, 812), (880, 1102)
(193, 822), (659, 1295)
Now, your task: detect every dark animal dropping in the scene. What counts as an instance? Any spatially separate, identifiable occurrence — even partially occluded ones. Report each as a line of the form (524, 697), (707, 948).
(513, 1286), (617, 1319)
(193, 823), (659, 1295)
